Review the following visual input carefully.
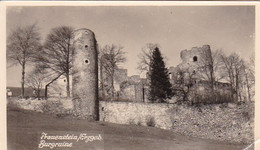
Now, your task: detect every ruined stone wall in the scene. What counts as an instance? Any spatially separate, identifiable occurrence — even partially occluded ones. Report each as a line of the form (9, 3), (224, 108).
(135, 82), (145, 102)
(129, 75), (141, 82)
(119, 81), (139, 102)
(100, 67), (128, 96)
(48, 76), (73, 97)
(119, 79), (149, 102)
(179, 45), (211, 71)
(114, 68), (128, 85)
(100, 101), (254, 144)
(99, 101), (172, 129)
(120, 81), (136, 100)
(8, 97), (254, 144)
(168, 45), (213, 83)
(169, 45), (232, 104)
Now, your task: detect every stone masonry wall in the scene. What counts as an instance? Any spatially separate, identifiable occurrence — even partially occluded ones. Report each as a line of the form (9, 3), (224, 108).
(8, 98), (254, 144)
(100, 101), (172, 129)
(100, 101), (254, 144)
(179, 45), (211, 71)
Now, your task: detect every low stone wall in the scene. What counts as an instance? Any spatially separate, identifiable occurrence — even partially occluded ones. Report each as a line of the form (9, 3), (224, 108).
(8, 98), (254, 144)
(100, 101), (254, 144)
(100, 101), (172, 129)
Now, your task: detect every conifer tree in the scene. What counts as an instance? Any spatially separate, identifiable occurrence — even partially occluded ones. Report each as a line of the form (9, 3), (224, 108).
(149, 47), (173, 103)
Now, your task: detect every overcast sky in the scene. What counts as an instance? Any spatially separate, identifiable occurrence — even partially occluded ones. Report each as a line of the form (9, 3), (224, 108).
(6, 6), (255, 87)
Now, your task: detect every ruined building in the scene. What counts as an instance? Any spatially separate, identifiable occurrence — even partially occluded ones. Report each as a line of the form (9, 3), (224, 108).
(170, 45), (212, 79)
(169, 45), (231, 104)
(119, 76), (149, 103)
(99, 65), (148, 102)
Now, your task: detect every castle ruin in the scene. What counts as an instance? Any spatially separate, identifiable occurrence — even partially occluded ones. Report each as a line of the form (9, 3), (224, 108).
(169, 45), (231, 104)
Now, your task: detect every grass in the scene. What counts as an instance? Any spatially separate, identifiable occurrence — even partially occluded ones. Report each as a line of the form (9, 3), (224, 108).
(7, 107), (247, 150)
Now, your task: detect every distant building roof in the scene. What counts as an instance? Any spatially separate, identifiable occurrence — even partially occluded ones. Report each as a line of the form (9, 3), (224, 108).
(6, 87), (45, 97)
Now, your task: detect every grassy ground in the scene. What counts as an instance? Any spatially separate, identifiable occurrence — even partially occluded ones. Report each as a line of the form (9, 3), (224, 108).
(7, 107), (247, 150)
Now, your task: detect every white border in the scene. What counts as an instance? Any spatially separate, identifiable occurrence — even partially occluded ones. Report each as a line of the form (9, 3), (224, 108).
(0, 2), (259, 150)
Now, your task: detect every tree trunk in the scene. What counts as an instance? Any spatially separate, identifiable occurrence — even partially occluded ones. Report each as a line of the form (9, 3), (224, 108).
(44, 72), (64, 100)
(21, 62), (25, 98)
(100, 59), (104, 98)
(245, 73), (251, 101)
(66, 73), (70, 98)
(210, 68), (214, 91)
(230, 84), (234, 102)
(111, 75), (114, 97)
(37, 87), (40, 100)
(142, 83), (145, 102)
(235, 72), (239, 101)
(45, 85), (48, 99)
(66, 39), (71, 98)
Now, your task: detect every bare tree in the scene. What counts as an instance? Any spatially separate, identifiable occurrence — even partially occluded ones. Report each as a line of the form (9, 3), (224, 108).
(221, 53), (244, 101)
(25, 68), (48, 99)
(171, 66), (196, 102)
(7, 24), (41, 98)
(248, 53), (255, 101)
(241, 53), (255, 101)
(99, 44), (126, 97)
(34, 26), (74, 98)
(211, 50), (227, 82)
(196, 49), (225, 90)
(137, 43), (160, 73)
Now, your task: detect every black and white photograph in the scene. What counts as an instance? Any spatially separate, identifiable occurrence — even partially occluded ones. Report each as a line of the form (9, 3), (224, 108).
(3, 3), (258, 150)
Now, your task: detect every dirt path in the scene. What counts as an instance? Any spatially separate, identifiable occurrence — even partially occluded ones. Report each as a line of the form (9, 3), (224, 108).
(7, 108), (247, 150)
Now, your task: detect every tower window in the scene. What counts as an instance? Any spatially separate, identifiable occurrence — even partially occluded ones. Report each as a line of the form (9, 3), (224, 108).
(193, 56), (198, 62)
(85, 45), (88, 49)
(84, 59), (90, 64)
(169, 72), (172, 79)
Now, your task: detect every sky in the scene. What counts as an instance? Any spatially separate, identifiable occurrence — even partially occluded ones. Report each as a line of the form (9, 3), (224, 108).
(6, 6), (255, 87)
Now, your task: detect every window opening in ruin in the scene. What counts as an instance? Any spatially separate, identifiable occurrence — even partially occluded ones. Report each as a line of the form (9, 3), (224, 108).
(64, 79), (66, 82)
(84, 59), (89, 64)
(85, 45), (88, 49)
(169, 72), (172, 79)
(193, 56), (198, 62)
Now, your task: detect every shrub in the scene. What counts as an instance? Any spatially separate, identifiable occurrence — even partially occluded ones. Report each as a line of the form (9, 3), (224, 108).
(7, 101), (22, 112)
(146, 116), (155, 127)
(56, 112), (71, 118)
(128, 118), (136, 125)
(137, 121), (142, 126)
(42, 100), (65, 114)
(189, 90), (233, 105)
(242, 111), (251, 122)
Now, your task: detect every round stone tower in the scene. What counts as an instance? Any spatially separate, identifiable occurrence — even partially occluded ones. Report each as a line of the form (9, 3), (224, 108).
(72, 28), (99, 121)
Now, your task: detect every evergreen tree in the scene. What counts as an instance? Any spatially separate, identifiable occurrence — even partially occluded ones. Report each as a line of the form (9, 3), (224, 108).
(149, 47), (173, 103)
